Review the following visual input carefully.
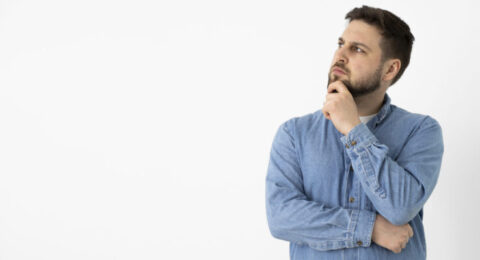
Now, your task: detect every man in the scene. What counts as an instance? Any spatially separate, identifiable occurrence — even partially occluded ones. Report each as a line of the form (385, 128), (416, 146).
(265, 5), (443, 260)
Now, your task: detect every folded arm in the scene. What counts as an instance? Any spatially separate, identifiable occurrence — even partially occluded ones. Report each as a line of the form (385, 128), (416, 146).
(266, 121), (376, 251)
(341, 117), (444, 225)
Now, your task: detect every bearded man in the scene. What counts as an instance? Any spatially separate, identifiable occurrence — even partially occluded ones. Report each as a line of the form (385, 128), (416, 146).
(266, 5), (444, 260)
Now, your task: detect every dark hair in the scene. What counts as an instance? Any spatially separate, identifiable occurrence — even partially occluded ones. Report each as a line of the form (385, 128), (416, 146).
(346, 5), (414, 85)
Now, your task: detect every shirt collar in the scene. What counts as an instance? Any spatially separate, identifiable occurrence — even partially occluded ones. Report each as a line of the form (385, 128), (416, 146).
(370, 94), (392, 127)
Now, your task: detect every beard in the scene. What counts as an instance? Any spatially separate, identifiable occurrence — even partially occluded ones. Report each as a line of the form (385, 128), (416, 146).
(328, 64), (383, 98)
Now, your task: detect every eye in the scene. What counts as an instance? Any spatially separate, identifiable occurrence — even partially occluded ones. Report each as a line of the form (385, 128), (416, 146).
(352, 46), (364, 53)
(337, 42), (344, 48)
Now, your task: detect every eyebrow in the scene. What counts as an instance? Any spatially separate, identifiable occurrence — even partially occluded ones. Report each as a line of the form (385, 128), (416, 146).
(338, 37), (372, 52)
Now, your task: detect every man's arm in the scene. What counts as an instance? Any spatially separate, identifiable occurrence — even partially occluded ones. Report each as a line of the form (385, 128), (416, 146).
(342, 116), (443, 225)
(265, 121), (376, 251)
(323, 82), (444, 226)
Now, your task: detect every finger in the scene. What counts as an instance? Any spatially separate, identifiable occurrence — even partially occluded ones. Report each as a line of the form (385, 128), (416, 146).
(323, 110), (331, 120)
(322, 101), (333, 118)
(327, 82), (338, 94)
(407, 225), (414, 238)
(327, 81), (340, 94)
(323, 100), (331, 109)
(328, 81), (349, 94)
(325, 93), (337, 101)
(322, 110), (331, 120)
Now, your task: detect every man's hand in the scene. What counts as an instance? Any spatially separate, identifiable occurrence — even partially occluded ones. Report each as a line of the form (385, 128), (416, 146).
(322, 81), (361, 135)
(372, 214), (414, 254)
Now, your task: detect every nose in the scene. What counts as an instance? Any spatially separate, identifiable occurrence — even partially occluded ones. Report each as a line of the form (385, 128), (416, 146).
(334, 46), (348, 64)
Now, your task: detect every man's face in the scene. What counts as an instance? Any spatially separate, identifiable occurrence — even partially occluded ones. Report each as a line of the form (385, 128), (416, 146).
(328, 20), (385, 97)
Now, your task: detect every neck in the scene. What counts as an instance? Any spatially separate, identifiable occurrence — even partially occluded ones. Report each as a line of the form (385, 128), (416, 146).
(354, 90), (386, 116)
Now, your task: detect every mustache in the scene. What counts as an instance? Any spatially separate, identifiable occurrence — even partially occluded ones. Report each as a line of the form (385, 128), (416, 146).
(331, 63), (350, 74)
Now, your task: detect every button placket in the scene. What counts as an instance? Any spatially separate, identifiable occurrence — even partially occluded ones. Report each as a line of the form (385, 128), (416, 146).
(349, 165), (356, 204)
(348, 166), (359, 207)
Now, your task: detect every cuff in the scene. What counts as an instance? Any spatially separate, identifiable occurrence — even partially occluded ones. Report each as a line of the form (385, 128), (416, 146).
(352, 210), (376, 248)
(340, 123), (377, 150)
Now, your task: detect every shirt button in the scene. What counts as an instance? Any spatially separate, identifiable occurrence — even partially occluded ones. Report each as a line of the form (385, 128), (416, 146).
(345, 144), (350, 148)
(357, 241), (363, 246)
(351, 140), (357, 146)
(349, 197), (355, 203)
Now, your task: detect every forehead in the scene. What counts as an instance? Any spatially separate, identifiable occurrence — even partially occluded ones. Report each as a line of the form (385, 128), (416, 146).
(341, 20), (382, 52)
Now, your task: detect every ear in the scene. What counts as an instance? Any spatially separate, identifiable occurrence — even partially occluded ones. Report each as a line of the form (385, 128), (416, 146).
(382, 59), (401, 82)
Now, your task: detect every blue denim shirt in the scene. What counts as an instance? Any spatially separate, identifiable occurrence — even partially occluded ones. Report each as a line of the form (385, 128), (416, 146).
(265, 94), (443, 260)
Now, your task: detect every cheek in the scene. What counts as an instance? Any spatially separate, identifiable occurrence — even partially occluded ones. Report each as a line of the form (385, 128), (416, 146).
(351, 63), (374, 80)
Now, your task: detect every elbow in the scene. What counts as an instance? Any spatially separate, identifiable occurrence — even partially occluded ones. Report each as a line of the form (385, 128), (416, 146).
(266, 206), (290, 240)
(267, 219), (289, 241)
(268, 224), (285, 240)
(266, 211), (283, 239)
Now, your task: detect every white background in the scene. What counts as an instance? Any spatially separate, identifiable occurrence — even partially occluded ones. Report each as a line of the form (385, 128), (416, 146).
(0, 0), (478, 259)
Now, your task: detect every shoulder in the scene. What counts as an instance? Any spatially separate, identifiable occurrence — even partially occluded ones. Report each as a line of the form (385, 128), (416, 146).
(389, 105), (442, 134)
(279, 109), (327, 136)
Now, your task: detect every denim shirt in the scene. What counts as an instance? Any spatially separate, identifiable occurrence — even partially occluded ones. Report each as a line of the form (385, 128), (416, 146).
(265, 94), (444, 260)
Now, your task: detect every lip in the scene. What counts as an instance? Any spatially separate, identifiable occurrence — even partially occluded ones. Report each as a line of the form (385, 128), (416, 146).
(332, 67), (346, 75)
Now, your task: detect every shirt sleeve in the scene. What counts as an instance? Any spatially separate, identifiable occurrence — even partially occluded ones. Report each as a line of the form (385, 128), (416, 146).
(266, 120), (376, 251)
(340, 116), (444, 225)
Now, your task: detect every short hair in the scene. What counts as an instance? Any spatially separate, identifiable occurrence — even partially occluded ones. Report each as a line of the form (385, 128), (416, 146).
(346, 5), (415, 85)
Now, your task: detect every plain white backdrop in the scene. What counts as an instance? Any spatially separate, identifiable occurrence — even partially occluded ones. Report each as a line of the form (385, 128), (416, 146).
(0, 0), (479, 259)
